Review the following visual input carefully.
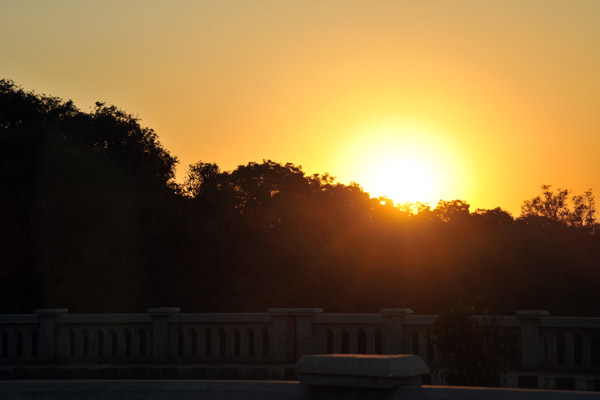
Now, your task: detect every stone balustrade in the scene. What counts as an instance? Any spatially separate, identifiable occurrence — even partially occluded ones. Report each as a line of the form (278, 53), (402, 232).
(1, 308), (599, 379)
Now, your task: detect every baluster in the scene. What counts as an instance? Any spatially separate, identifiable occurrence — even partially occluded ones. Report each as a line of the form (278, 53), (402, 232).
(556, 332), (565, 365)
(325, 329), (334, 354)
(240, 328), (249, 357)
(418, 331), (428, 361)
(227, 328), (235, 357)
(257, 328), (265, 358)
(96, 330), (104, 358)
(15, 331), (23, 358)
(545, 331), (557, 367)
(565, 331), (574, 367)
(581, 332), (591, 367)
(366, 328), (375, 354)
(203, 328), (212, 357)
(1, 331), (7, 358)
(573, 332), (583, 366)
(54, 328), (64, 359)
(189, 329), (198, 357)
(234, 329), (242, 357)
(102, 329), (109, 358)
(211, 328), (220, 357)
(124, 330), (132, 357)
(176, 329), (184, 357)
(218, 328), (226, 358)
(348, 328), (357, 354)
(30, 330), (38, 358)
(139, 329), (147, 358)
(357, 329), (367, 354)
(130, 328), (138, 358)
(341, 330), (350, 354)
(375, 329), (383, 354)
(22, 329), (32, 358)
(68, 330), (76, 358)
(6, 331), (15, 358)
(260, 328), (269, 358)
(591, 334), (600, 367)
(410, 330), (419, 355)
(82, 330), (90, 357)
(333, 329), (341, 353)
(108, 330), (118, 358)
(427, 335), (435, 364)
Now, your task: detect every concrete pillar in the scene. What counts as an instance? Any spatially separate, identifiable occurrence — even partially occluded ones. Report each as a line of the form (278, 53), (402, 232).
(515, 310), (549, 370)
(148, 307), (180, 363)
(35, 308), (68, 363)
(291, 308), (322, 360)
(381, 308), (413, 354)
(267, 309), (295, 363)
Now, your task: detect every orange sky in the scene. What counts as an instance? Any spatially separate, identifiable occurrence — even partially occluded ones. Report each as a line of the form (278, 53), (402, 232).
(2, 0), (600, 214)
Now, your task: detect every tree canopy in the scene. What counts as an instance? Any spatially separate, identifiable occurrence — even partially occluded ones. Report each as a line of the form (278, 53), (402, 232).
(1, 79), (599, 316)
(520, 184), (596, 229)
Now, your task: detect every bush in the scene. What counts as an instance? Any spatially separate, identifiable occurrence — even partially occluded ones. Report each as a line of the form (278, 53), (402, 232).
(428, 302), (517, 386)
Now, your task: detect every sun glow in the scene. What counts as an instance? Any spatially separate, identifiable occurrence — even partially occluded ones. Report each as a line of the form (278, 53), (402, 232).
(367, 154), (436, 205)
(335, 122), (469, 206)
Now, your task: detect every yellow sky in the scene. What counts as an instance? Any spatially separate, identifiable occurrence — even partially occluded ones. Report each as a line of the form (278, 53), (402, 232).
(2, 0), (600, 214)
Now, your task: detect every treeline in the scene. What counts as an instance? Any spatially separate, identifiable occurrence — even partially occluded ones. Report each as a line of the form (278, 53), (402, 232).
(1, 79), (599, 315)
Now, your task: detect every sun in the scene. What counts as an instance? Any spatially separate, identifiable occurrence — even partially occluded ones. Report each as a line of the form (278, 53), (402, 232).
(334, 121), (468, 207)
(367, 154), (436, 204)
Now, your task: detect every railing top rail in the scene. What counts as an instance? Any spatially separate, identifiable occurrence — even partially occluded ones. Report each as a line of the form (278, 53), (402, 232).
(404, 315), (437, 325)
(57, 314), (153, 324)
(0, 315), (39, 324)
(470, 316), (521, 327)
(314, 313), (383, 325)
(172, 313), (272, 324)
(541, 316), (600, 329)
(2, 309), (600, 330)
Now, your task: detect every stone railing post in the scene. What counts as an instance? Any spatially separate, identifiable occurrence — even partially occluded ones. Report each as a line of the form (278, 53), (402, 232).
(35, 308), (68, 363)
(148, 307), (180, 363)
(268, 309), (296, 363)
(381, 308), (413, 354)
(515, 310), (549, 370)
(291, 308), (323, 360)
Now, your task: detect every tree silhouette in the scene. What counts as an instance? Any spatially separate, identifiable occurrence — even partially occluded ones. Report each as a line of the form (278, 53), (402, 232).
(520, 185), (597, 230)
(0, 79), (179, 312)
(2, 79), (600, 316)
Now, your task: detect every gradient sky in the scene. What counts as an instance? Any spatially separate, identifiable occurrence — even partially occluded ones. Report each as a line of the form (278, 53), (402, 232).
(2, 0), (600, 214)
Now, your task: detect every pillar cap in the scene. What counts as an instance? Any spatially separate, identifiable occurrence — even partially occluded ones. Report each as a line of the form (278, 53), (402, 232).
(297, 354), (428, 389)
(381, 308), (414, 316)
(515, 310), (550, 318)
(34, 308), (69, 317)
(268, 308), (323, 316)
(147, 307), (181, 316)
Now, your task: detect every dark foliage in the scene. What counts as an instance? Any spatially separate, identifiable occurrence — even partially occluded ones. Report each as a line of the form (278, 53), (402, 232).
(2, 79), (599, 315)
(0, 79), (179, 312)
(428, 302), (518, 386)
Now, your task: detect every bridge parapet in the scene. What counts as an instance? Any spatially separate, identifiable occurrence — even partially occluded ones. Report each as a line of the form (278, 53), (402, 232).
(1, 308), (599, 382)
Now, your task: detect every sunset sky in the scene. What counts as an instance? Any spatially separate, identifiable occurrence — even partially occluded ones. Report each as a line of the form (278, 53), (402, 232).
(2, 0), (599, 214)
